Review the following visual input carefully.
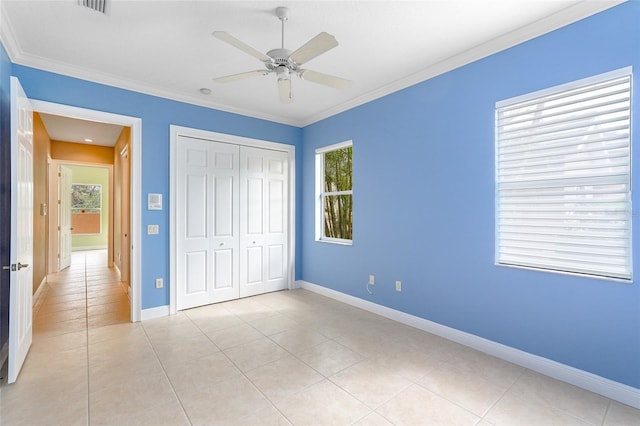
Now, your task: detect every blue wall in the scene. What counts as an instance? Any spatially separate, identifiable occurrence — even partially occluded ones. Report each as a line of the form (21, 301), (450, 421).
(11, 65), (302, 309)
(301, 2), (639, 388)
(0, 42), (12, 368)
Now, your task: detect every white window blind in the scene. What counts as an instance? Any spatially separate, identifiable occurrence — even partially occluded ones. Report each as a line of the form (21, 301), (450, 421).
(496, 69), (632, 281)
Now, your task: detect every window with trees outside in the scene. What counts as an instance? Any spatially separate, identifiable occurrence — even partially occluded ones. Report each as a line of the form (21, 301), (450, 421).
(71, 183), (102, 235)
(495, 68), (632, 281)
(316, 141), (353, 244)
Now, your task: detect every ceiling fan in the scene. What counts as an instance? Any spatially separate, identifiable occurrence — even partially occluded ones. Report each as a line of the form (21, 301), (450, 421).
(212, 6), (351, 104)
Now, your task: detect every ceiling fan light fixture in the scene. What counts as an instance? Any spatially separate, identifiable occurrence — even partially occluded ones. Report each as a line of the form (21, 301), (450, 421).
(277, 77), (293, 104)
(275, 65), (290, 81)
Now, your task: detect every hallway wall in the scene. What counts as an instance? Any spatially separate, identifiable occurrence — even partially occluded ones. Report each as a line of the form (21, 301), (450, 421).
(32, 112), (51, 294)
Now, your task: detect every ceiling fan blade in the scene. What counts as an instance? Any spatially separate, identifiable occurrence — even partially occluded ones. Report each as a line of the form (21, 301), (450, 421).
(299, 69), (351, 90)
(212, 31), (273, 63)
(278, 78), (293, 104)
(289, 32), (338, 65)
(213, 70), (269, 83)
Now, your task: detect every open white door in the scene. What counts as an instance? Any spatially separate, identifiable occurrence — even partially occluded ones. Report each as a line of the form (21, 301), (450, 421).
(8, 77), (33, 383)
(58, 165), (72, 270)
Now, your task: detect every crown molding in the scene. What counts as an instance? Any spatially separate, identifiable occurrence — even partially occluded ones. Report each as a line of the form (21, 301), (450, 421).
(12, 51), (303, 127)
(1, 1), (625, 129)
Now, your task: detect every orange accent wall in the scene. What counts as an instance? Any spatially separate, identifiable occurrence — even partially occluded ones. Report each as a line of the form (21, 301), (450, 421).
(72, 212), (101, 234)
(51, 140), (114, 164)
(113, 127), (131, 283)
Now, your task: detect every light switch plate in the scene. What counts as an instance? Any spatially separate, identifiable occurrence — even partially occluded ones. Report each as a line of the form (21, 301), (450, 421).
(147, 224), (159, 235)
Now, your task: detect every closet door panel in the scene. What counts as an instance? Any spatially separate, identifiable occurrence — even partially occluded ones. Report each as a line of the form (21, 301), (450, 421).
(177, 137), (240, 308)
(176, 139), (212, 309)
(208, 142), (240, 304)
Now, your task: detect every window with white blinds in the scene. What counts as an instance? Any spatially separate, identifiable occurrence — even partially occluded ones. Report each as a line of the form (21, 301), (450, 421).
(495, 68), (632, 281)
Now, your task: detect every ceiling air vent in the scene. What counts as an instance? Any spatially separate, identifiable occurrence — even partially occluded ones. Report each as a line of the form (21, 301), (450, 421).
(79, 0), (106, 14)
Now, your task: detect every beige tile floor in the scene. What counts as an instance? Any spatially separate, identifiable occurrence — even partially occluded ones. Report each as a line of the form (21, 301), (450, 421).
(1, 251), (639, 425)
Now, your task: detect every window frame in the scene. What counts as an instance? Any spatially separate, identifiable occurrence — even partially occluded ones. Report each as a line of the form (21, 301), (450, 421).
(495, 67), (633, 282)
(71, 183), (103, 235)
(315, 140), (353, 245)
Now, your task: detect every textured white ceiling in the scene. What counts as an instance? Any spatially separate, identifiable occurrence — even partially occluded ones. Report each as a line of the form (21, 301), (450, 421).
(1, 1), (622, 127)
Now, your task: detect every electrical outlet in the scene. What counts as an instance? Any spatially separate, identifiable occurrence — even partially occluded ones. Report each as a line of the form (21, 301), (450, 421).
(395, 280), (402, 292)
(155, 278), (163, 289)
(369, 275), (375, 285)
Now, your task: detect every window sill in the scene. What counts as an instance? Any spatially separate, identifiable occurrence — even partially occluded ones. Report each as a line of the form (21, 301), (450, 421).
(316, 238), (352, 246)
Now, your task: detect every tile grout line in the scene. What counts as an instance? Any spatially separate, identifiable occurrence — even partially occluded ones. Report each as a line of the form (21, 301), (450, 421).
(140, 321), (195, 426)
(601, 399), (612, 426)
(83, 253), (91, 426)
(203, 302), (379, 423)
(183, 309), (296, 424)
(471, 358), (525, 423)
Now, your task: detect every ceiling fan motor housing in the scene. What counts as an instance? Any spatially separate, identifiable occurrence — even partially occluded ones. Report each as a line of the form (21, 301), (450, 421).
(266, 48), (299, 72)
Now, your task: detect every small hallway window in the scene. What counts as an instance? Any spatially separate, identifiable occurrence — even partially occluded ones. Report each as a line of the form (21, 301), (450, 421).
(71, 183), (102, 235)
(316, 140), (353, 244)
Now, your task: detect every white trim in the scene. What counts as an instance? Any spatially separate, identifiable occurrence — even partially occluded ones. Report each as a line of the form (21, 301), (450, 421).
(1, 1), (623, 127)
(297, 280), (640, 409)
(316, 141), (353, 243)
(30, 100), (142, 322)
(71, 245), (108, 251)
(32, 277), (47, 307)
(315, 140), (353, 154)
(141, 305), (170, 321)
(315, 238), (352, 246)
(169, 125), (296, 316)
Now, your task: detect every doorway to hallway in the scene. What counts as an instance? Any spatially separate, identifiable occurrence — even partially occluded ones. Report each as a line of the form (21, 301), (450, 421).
(34, 250), (129, 334)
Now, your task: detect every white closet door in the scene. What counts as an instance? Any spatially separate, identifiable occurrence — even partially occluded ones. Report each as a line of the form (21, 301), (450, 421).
(240, 147), (288, 297)
(176, 136), (239, 309)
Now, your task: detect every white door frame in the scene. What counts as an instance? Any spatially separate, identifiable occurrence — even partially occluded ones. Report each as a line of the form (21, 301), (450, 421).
(49, 161), (114, 269)
(32, 100), (142, 322)
(169, 125), (296, 315)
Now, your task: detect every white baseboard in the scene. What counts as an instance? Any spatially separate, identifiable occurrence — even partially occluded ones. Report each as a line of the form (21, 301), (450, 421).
(32, 276), (47, 306)
(71, 245), (107, 251)
(141, 305), (170, 321)
(297, 280), (640, 409)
